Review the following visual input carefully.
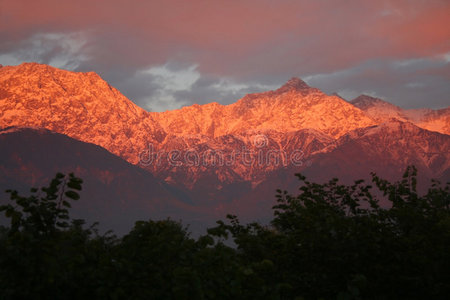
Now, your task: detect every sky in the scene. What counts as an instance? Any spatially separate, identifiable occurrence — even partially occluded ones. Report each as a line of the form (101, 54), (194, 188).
(1, 0), (449, 111)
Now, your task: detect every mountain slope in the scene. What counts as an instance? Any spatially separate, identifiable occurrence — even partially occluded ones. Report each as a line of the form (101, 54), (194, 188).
(351, 95), (450, 135)
(0, 63), (165, 163)
(0, 127), (195, 234)
(309, 120), (450, 181)
(153, 78), (376, 138)
(245, 120), (450, 214)
(148, 128), (333, 197)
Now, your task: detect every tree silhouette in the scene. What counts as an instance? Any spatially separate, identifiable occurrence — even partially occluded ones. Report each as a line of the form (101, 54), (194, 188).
(0, 168), (449, 299)
(210, 166), (450, 298)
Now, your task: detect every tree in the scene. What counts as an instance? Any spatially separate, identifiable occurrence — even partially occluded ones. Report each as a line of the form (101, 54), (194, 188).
(109, 219), (201, 299)
(1, 168), (448, 299)
(210, 166), (450, 299)
(0, 173), (115, 299)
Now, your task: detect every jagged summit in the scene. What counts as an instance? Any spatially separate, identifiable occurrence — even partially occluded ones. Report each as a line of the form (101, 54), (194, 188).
(350, 94), (398, 110)
(351, 94), (381, 103)
(10, 62), (57, 72)
(0, 62), (166, 164)
(350, 94), (450, 135)
(5, 62), (100, 78)
(275, 77), (313, 94)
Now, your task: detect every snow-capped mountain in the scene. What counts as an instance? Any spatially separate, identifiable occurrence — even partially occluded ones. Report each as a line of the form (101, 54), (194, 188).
(0, 63), (449, 225)
(0, 63), (165, 164)
(153, 77), (375, 139)
(351, 94), (450, 135)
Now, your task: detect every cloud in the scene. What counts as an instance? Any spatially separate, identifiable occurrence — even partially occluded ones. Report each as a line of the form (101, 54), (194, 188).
(0, 0), (449, 110)
(130, 63), (201, 111)
(173, 75), (277, 106)
(304, 56), (450, 109)
(0, 32), (89, 69)
(116, 63), (278, 112)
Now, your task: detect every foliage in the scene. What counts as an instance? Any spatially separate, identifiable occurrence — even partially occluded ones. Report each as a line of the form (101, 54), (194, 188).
(0, 173), (115, 299)
(208, 166), (450, 299)
(0, 167), (449, 299)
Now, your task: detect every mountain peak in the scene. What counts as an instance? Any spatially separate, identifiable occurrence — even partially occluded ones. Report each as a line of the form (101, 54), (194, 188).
(350, 94), (398, 110)
(351, 94), (384, 105)
(275, 77), (312, 94)
(1, 62), (103, 80)
(17, 62), (53, 71)
(0, 62), (165, 164)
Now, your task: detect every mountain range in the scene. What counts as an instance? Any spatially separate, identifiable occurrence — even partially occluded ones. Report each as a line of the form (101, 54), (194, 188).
(1, 62), (449, 233)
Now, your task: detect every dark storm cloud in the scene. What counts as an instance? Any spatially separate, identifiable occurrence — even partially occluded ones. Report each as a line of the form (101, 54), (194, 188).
(305, 58), (450, 109)
(173, 76), (275, 106)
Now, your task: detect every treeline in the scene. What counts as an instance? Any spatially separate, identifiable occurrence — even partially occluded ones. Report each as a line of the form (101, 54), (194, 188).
(0, 167), (449, 299)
